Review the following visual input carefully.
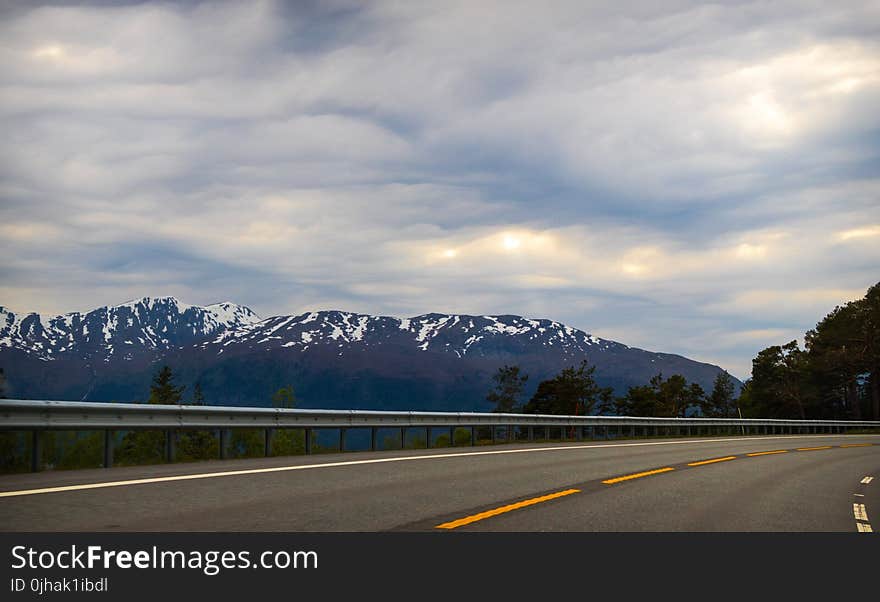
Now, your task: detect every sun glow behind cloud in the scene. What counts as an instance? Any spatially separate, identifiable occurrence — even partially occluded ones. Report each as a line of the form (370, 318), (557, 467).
(502, 235), (521, 251)
(838, 225), (880, 241)
(32, 44), (64, 60)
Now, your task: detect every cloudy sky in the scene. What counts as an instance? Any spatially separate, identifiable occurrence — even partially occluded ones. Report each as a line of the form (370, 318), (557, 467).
(1, 0), (878, 379)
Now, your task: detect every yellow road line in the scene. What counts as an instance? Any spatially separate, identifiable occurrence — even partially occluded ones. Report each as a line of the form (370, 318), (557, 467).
(796, 446), (832, 451)
(687, 456), (737, 466)
(746, 450), (789, 457)
(602, 467), (675, 484)
(435, 489), (581, 529)
(840, 444), (874, 448)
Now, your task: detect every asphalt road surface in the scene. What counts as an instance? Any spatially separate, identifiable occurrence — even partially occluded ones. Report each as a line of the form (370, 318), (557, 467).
(1, 434), (878, 531)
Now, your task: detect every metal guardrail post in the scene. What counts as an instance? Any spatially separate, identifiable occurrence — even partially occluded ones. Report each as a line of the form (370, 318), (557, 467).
(264, 428), (272, 457)
(165, 430), (175, 463)
(426, 427), (431, 449)
(527, 426), (534, 441)
(304, 428), (312, 454)
(31, 430), (41, 472)
(449, 426), (455, 447)
(219, 429), (228, 459)
(470, 426), (475, 446)
(371, 427), (378, 451)
(400, 427), (406, 449)
(340, 428), (346, 452)
(103, 429), (113, 468)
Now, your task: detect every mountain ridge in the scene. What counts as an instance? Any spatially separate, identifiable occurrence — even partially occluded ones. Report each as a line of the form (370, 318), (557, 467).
(0, 296), (739, 411)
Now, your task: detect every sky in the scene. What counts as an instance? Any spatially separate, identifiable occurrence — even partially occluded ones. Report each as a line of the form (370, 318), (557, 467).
(1, 0), (878, 379)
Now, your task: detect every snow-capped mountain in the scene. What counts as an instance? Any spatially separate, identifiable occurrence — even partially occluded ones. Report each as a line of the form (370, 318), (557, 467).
(0, 296), (260, 361)
(199, 310), (622, 359)
(0, 298), (738, 410)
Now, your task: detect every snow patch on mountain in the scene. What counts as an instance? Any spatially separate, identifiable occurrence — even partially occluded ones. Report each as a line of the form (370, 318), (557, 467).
(193, 308), (620, 360)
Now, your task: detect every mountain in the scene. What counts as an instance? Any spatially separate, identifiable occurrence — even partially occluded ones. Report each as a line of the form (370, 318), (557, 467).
(0, 297), (739, 411)
(1, 296), (260, 361)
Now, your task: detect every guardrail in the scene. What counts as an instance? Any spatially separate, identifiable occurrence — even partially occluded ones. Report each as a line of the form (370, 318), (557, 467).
(2, 399), (879, 472)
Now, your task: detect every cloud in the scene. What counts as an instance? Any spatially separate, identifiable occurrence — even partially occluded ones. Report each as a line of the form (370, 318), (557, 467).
(1, 0), (879, 381)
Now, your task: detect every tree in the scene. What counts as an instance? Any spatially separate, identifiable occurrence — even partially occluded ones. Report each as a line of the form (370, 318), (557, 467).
(609, 373), (707, 418)
(863, 282), (880, 419)
(749, 341), (810, 419)
(649, 373), (704, 418)
(178, 381), (213, 460)
(703, 371), (736, 418)
(524, 360), (612, 416)
(272, 385), (296, 409)
(148, 365), (185, 405)
(486, 365), (528, 413)
(611, 384), (659, 417)
(805, 284), (879, 420)
(736, 379), (753, 417)
(806, 303), (863, 418)
(191, 381), (205, 406)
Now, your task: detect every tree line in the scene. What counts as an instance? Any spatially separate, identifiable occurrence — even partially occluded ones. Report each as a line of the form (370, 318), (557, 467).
(488, 281), (879, 421)
(143, 365), (296, 408)
(486, 361), (738, 418)
(738, 281), (879, 420)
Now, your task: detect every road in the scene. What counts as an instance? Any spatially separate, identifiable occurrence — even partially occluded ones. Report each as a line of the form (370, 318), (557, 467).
(1, 434), (877, 531)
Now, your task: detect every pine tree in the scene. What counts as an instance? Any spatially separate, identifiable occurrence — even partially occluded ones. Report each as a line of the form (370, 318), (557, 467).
(191, 381), (205, 406)
(750, 342), (809, 419)
(647, 373), (704, 418)
(272, 385), (296, 409)
(148, 365), (185, 405)
(613, 384), (658, 416)
(524, 360), (612, 415)
(704, 371), (736, 417)
(863, 283), (880, 419)
(486, 365), (528, 413)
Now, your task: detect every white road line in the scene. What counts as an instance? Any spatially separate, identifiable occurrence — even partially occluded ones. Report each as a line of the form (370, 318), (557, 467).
(861, 476), (874, 484)
(854, 493), (865, 497)
(0, 434), (874, 499)
(853, 504), (869, 522)
(856, 523), (873, 533)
